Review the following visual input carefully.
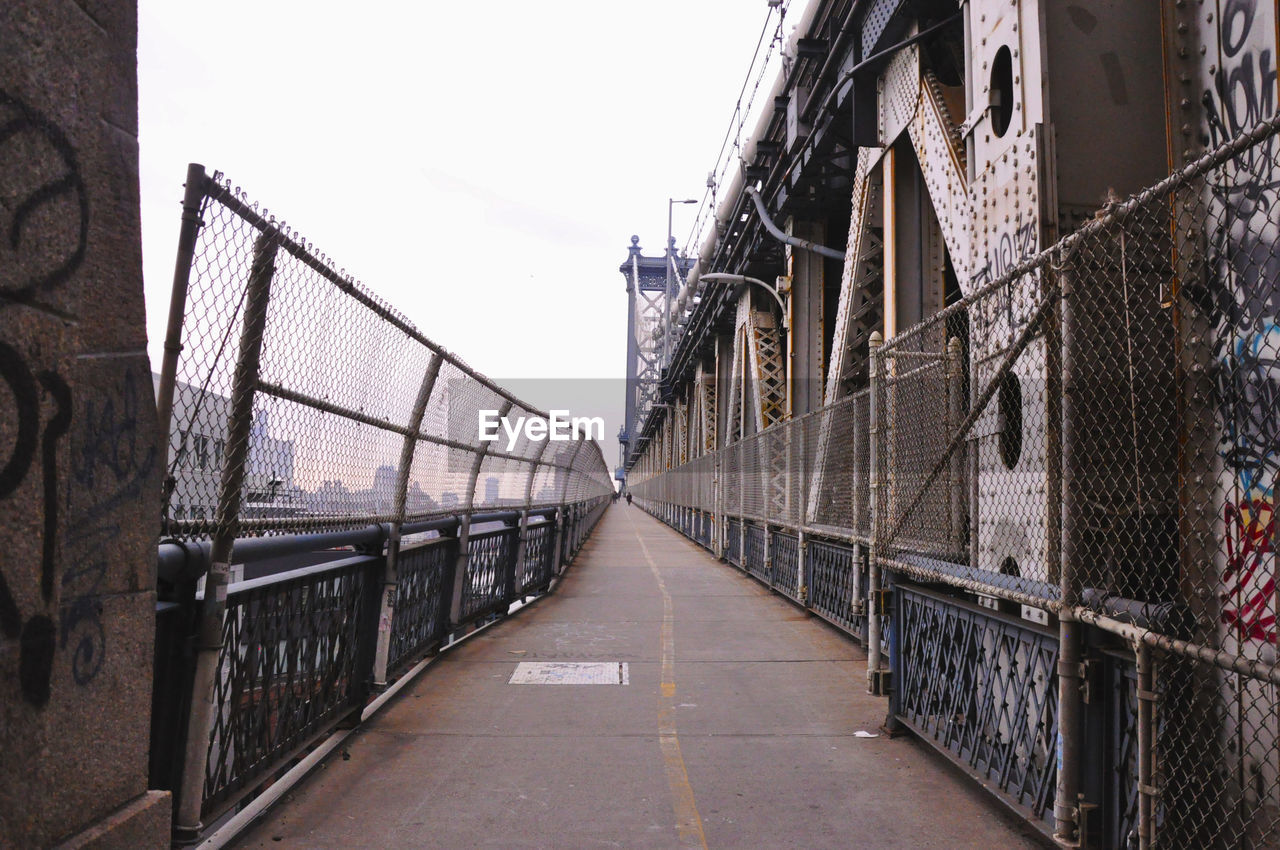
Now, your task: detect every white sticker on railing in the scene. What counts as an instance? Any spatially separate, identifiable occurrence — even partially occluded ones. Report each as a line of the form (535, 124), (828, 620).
(508, 661), (629, 685)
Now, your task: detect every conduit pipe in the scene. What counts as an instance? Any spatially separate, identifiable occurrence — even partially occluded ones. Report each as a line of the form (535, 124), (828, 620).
(744, 185), (846, 261)
(699, 273), (790, 330)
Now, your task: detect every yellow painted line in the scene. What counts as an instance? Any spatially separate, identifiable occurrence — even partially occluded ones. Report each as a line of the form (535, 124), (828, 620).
(627, 511), (708, 849)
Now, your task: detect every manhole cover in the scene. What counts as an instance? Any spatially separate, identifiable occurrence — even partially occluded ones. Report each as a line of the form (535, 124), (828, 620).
(508, 661), (629, 685)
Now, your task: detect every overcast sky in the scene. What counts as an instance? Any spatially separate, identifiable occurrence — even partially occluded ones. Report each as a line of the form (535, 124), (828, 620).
(138, 1), (789, 467)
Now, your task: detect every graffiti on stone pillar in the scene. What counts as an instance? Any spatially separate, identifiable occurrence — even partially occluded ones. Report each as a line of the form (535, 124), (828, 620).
(0, 90), (88, 303)
(1199, 0), (1280, 640)
(0, 342), (71, 706)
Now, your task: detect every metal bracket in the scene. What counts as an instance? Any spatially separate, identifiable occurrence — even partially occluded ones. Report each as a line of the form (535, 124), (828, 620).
(1077, 797), (1098, 849)
(873, 587), (893, 616)
(870, 668), (892, 696)
(957, 102), (990, 141)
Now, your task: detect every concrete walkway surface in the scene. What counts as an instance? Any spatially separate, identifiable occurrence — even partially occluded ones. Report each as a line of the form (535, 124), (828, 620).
(233, 504), (1045, 849)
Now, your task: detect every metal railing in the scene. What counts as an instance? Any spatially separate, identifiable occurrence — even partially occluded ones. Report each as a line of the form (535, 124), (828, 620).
(628, 112), (1280, 848)
(149, 164), (614, 842)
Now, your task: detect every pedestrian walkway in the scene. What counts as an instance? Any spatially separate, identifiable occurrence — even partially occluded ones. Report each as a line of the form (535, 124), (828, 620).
(234, 505), (1043, 848)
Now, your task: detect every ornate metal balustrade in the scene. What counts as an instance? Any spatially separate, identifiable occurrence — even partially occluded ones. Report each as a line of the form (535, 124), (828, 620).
(203, 555), (380, 820)
(462, 527), (519, 621)
(388, 538), (457, 675)
(804, 539), (865, 639)
(517, 519), (557, 596)
(893, 585), (1058, 826)
(744, 524), (767, 580)
(769, 529), (799, 600)
(726, 518), (742, 566)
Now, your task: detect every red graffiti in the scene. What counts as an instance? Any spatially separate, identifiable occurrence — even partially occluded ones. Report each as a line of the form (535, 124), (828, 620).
(1221, 499), (1277, 642)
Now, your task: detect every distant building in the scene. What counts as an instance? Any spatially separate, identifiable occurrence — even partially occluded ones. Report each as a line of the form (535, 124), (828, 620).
(373, 464), (397, 513)
(154, 374), (297, 524)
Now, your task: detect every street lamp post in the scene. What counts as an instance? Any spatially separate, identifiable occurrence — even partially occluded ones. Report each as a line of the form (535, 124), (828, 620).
(665, 198), (698, 366)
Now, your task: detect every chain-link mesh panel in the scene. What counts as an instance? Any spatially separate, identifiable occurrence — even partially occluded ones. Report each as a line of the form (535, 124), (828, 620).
(158, 171), (614, 541)
(740, 433), (764, 519)
(880, 324), (967, 560)
(875, 254), (1053, 601)
(163, 190), (261, 537)
(1152, 649), (1280, 848)
(806, 393), (871, 535)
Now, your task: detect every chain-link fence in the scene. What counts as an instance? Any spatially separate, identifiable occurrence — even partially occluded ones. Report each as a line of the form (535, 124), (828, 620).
(629, 112), (1280, 848)
(156, 169), (613, 542)
(151, 165), (615, 840)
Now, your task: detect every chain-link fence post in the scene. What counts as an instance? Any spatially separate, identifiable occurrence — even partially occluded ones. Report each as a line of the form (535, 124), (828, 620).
(797, 418), (808, 604)
(174, 229), (279, 840)
(762, 433), (772, 579)
(1136, 641), (1154, 849)
(371, 353), (442, 688)
(738, 442), (746, 566)
(712, 449), (724, 558)
(867, 330), (885, 695)
(944, 336), (963, 552)
(156, 164), (209, 529)
(552, 439), (586, 573)
(1054, 253), (1085, 846)
(511, 440), (552, 599)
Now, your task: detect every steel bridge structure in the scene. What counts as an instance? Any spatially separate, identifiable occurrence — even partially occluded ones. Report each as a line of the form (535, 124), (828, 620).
(9, 1), (1280, 848)
(625, 1), (1280, 848)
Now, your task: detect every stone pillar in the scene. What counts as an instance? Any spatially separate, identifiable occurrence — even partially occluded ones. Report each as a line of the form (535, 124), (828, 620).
(1, 1), (171, 846)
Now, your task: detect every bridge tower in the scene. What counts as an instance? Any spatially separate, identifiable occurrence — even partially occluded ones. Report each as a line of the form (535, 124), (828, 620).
(618, 236), (691, 477)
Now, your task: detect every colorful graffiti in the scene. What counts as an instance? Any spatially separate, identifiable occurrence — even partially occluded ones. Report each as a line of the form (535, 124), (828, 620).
(1204, 0), (1280, 641)
(1222, 498), (1276, 642)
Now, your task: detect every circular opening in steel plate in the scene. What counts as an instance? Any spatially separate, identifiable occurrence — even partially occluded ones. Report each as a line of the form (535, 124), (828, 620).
(990, 45), (1014, 138)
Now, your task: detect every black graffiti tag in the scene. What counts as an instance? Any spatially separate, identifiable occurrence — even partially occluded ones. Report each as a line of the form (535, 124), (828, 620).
(0, 342), (71, 706)
(63, 364), (157, 686)
(0, 90), (89, 303)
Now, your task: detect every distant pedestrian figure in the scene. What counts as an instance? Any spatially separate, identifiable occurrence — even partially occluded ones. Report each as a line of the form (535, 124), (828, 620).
(625, 492), (632, 506)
